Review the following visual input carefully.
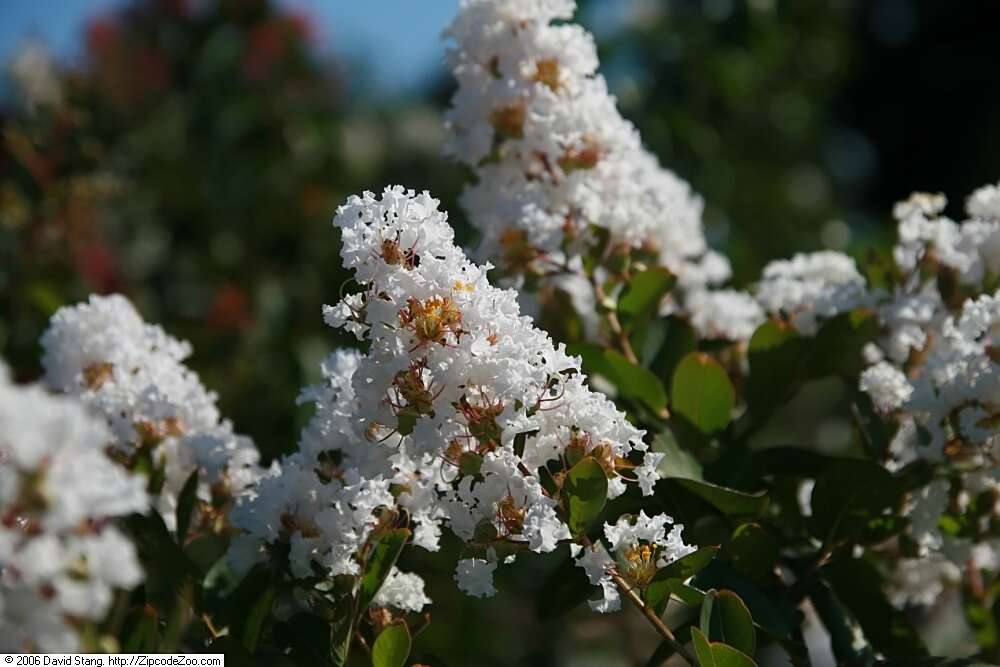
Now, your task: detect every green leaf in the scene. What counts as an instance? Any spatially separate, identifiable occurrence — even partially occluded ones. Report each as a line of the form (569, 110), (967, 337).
(671, 352), (735, 434)
(691, 626), (757, 667)
(357, 528), (410, 615)
(658, 546), (720, 582)
(603, 349), (669, 414)
(810, 459), (902, 546)
(808, 580), (873, 665)
(618, 267), (676, 330)
(242, 581), (276, 653)
(569, 343), (668, 413)
(175, 469), (200, 544)
(668, 581), (708, 606)
(644, 547), (717, 615)
(823, 557), (927, 658)
(651, 316), (698, 390)
(125, 512), (201, 586)
(693, 561), (796, 641)
(652, 432), (703, 481)
(660, 478), (768, 519)
(726, 523), (778, 581)
(746, 319), (804, 420)
(561, 457), (609, 539)
(751, 447), (835, 477)
(702, 590), (756, 657)
(371, 622), (411, 667)
(122, 606), (159, 652)
(538, 555), (594, 618)
(692, 626), (716, 666)
(809, 309), (879, 379)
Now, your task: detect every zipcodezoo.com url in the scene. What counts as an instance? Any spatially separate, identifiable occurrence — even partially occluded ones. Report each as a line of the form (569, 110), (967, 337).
(2, 656), (223, 667)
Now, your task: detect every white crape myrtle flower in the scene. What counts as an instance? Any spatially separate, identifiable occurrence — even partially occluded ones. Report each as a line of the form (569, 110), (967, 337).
(858, 362), (913, 413)
(227, 452), (395, 580)
(40, 294), (262, 531)
(967, 181), (1000, 221)
(372, 567), (432, 613)
(886, 555), (961, 609)
(855, 186), (1000, 605)
(444, 0), (727, 299)
(454, 558), (497, 598)
(903, 291), (1000, 458)
(685, 289), (766, 342)
(572, 511), (694, 614)
(755, 250), (869, 335)
(0, 364), (147, 652)
(317, 185), (672, 598)
(893, 191), (1000, 286)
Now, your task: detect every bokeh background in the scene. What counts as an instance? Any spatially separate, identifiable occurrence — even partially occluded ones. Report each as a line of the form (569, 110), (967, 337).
(2, 0), (999, 664)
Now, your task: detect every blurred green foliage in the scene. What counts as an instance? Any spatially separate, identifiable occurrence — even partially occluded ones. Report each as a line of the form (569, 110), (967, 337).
(589, 0), (855, 281)
(0, 0), (463, 461)
(586, 0), (1000, 282)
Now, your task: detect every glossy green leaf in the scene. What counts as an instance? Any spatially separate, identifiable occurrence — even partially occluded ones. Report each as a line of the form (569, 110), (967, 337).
(809, 309), (879, 379)
(701, 590), (756, 657)
(691, 626), (757, 667)
(807, 580), (873, 665)
(125, 512), (201, 584)
(692, 626), (716, 666)
(122, 606), (159, 652)
(751, 447), (835, 477)
(652, 432), (703, 481)
(727, 523), (779, 580)
(561, 457), (609, 539)
(693, 561), (796, 641)
(604, 349), (669, 413)
(810, 459), (902, 546)
(671, 352), (735, 434)
(661, 478), (769, 519)
(618, 267), (675, 330)
(823, 557), (927, 658)
(651, 316), (698, 390)
(659, 546), (720, 581)
(357, 528), (410, 614)
(242, 581), (276, 653)
(746, 319), (804, 419)
(372, 622), (411, 667)
(175, 469), (200, 544)
(569, 343), (668, 413)
(538, 555), (594, 618)
(644, 547), (717, 615)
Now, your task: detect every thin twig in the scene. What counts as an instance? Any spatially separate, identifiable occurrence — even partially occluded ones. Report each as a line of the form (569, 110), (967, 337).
(608, 568), (698, 666)
(589, 275), (641, 365)
(581, 536), (696, 666)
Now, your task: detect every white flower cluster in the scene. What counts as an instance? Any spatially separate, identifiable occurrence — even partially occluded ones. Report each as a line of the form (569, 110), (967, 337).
(40, 294), (262, 532)
(684, 289), (765, 342)
(745, 184), (999, 607)
(845, 188), (1000, 607)
(0, 364), (147, 652)
(572, 511), (693, 613)
(230, 186), (680, 606)
(755, 250), (870, 336)
(444, 0), (728, 293)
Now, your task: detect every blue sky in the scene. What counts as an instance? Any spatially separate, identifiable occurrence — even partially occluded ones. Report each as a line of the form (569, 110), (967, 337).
(0, 0), (460, 97)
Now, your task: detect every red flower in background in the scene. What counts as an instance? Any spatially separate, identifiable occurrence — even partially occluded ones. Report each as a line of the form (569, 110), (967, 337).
(207, 284), (253, 331)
